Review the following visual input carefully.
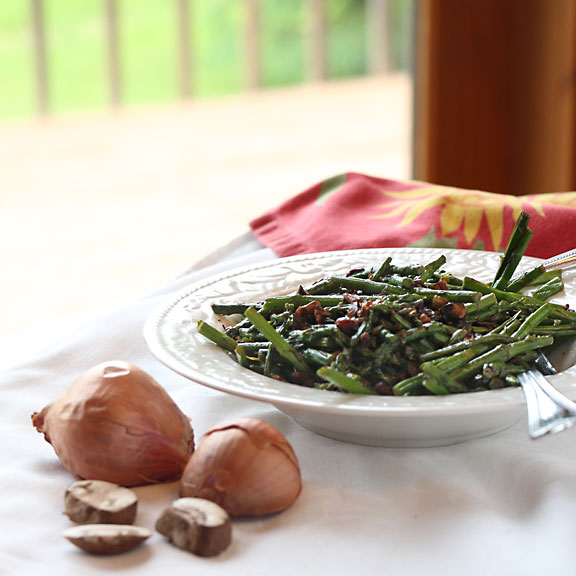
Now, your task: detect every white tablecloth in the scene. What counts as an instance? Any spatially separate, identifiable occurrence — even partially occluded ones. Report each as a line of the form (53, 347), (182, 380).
(2, 232), (576, 576)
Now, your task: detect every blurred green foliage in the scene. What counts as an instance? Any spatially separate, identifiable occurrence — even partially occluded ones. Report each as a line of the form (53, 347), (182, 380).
(260, 0), (305, 87)
(0, 0), (411, 120)
(0, 2), (36, 118)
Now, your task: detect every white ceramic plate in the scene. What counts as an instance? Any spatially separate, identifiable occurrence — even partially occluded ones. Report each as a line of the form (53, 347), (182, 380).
(144, 248), (576, 447)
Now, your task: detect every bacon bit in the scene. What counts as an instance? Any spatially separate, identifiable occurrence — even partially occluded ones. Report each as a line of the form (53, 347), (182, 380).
(347, 301), (360, 317)
(314, 307), (331, 323)
(336, 316), (362, 336)
(343, 293), (359, 304)
(452, 302), (467, 318)
(360, 333), (372, 346)
(359, 299), (375, 317)
(346, 268), (366, 277)
(432, 277), (449, 291)
(374, 381), (393, 395)
(407, 363), (421, 376)
(296, 285), (309, 295)
(432, 295), (449, 309)
(439, 302), (467, 323)
(418, 313), (432, 324)
(290, 372), (317, 388)
(293, 301), (331, 329)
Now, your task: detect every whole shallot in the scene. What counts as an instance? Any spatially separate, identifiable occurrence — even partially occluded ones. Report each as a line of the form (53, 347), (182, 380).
(32, 361), (194, 487)
(179, 418), (301, 516)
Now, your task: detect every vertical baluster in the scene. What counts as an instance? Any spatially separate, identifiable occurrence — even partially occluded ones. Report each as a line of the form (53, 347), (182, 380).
(366, 0), (389, 74)
(31, 0), (49, 115)
(105, 0), (121, 106)
(307, 0), (326, 82)
(245, 0), (261, 90)
(177, 0), (192, 99)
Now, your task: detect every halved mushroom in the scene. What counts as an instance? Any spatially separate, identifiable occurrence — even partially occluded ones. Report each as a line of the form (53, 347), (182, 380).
(64, 480), (138, 525)
(155, 497), (232, 557)
(63, 524), (151, 555)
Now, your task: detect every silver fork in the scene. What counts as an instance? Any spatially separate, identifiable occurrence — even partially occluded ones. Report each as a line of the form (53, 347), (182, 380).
(517, 370), (576, 439)
(514, 248), (576, 438)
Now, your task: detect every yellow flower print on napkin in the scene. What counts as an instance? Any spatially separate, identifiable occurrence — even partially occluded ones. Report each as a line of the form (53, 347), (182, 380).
(373, 185), (576, 252)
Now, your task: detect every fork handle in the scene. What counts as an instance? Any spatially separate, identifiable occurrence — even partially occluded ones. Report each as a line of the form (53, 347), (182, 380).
(519, 371), (576, 439)
(543, 248), (576, 271)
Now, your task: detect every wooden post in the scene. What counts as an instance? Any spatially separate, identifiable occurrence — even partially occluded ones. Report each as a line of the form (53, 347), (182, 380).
(105, 0), (121, 107)
(366, 0), (389, 75)
(177, 0), (192, 98)
(307, 0), (326, 82)
(31, 0), (49, 115)
(245, 0), (261, 90)
(413, 0), (576, 196)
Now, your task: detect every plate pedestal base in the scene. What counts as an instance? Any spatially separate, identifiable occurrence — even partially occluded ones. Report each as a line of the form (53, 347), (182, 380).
(277, 404), (522, 448)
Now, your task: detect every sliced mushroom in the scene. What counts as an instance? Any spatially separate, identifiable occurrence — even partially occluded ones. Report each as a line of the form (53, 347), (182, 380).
(155, 497), (232, 557)
(64, 480), (138, 525)
(63, 524), (151, 555)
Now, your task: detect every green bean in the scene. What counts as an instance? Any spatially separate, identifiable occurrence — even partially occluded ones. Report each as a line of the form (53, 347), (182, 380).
(453, 335), (554, 381)
(244, 307), (312, 373)
(261, 294), (344, 314)
(492, 211), (533, 290)
(506, 264), (546, 293)
(317, 367), (376, 395)
(419, 255), (447, 282)
(530, 276), (564, 300)
(306, 276), (406, 296)
(211, 303), (252, 315)
(197, 320), (237, 352)
(511, 303), (553, 339)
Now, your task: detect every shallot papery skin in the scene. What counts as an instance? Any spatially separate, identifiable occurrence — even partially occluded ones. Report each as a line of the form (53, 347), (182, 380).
(31, 361), (194, 487)
(179, 418), (301, 516)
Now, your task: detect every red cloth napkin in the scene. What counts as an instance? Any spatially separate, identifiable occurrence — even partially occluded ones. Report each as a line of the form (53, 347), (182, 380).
(250, 173), (576, 259)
